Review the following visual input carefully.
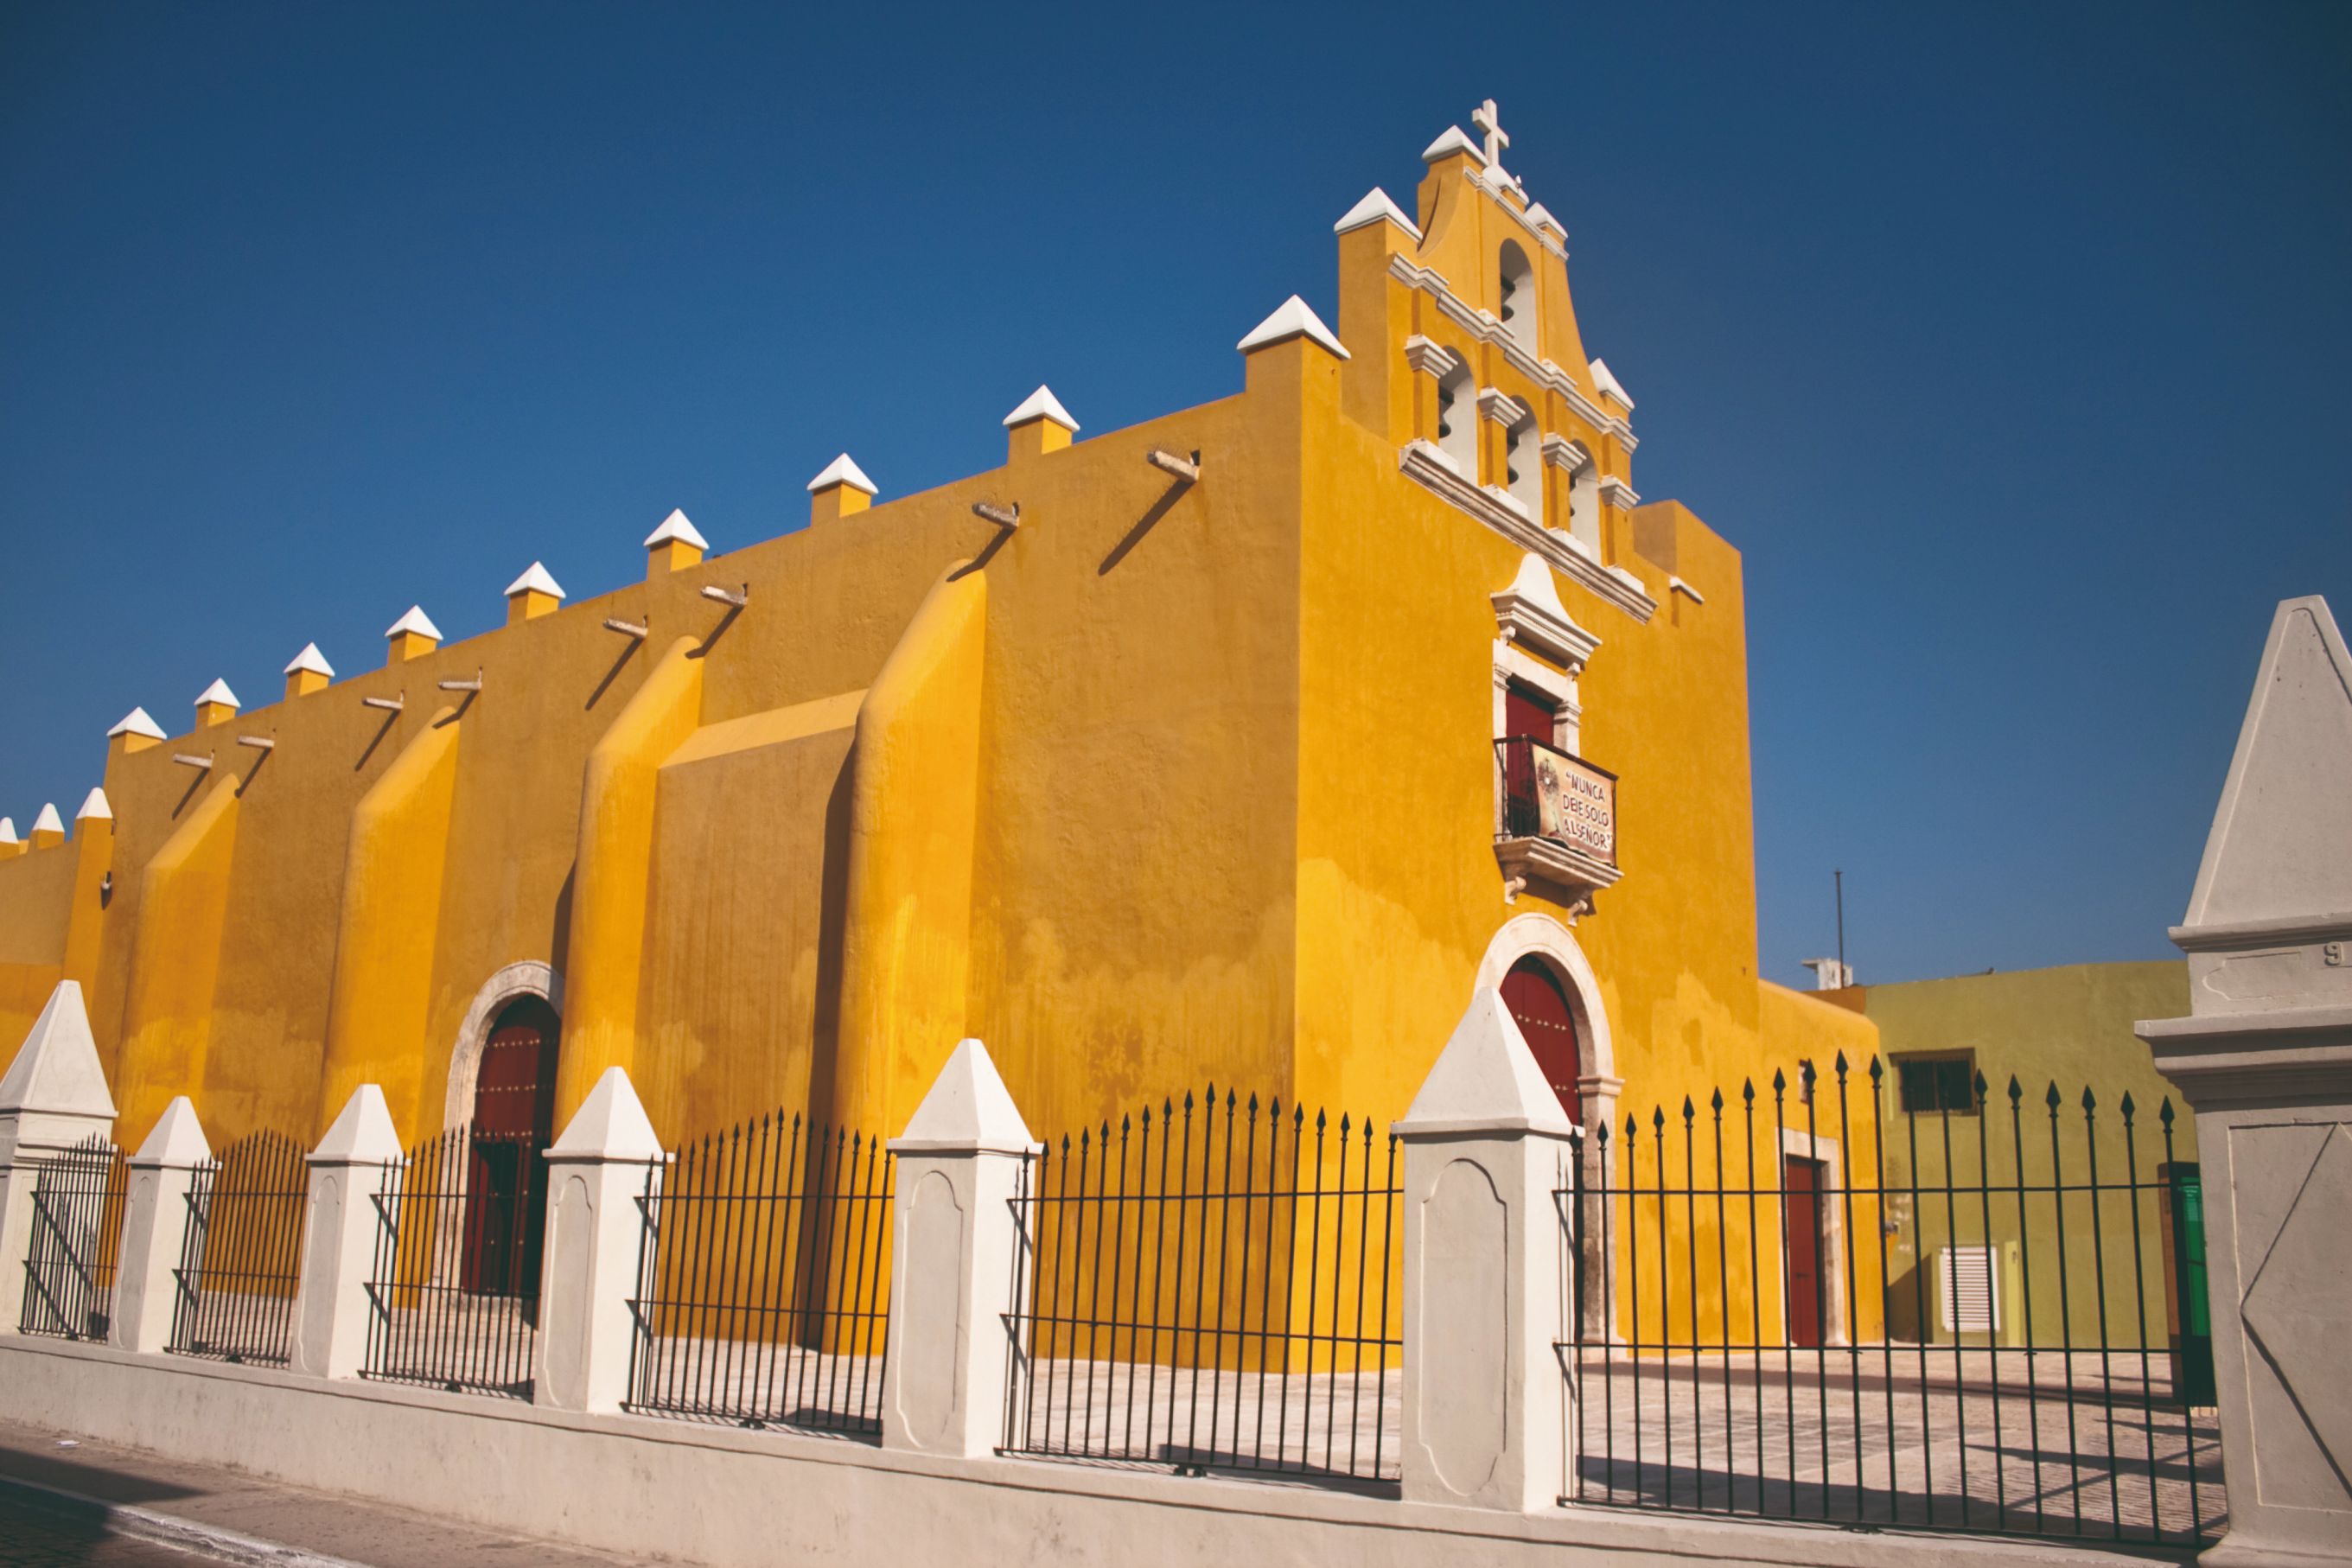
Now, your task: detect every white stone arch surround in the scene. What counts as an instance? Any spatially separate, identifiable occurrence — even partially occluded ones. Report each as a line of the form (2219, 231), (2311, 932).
(1475, 913), (1622, 1341)
(442, 960), (563, 1137)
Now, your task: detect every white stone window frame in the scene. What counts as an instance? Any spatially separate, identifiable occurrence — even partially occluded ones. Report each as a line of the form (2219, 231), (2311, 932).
(1491, 551), (1598, 759)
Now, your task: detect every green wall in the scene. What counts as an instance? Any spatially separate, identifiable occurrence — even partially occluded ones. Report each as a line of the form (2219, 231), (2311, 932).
(1856, 962), (2196, 1349)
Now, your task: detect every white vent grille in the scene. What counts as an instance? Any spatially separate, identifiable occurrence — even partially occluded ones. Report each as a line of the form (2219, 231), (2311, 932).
(1939, 1245), (1999, 1335)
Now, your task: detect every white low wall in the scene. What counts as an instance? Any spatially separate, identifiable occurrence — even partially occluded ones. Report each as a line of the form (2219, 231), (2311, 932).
(0, 1337), (2154, 1568)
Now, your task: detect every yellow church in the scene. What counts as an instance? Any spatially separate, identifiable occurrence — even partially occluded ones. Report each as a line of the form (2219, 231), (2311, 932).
(0, 104), (1875, 1343)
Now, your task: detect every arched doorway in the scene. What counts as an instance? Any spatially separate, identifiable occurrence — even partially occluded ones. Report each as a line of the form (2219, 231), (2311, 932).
(462, 995), (559, 1297)
(1501, 954), (1583, 1125)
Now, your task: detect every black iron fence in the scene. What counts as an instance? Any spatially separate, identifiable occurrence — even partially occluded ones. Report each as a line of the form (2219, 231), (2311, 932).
(1557, 1056), (2223, 1548)
(627, 1112), (894, 1436)
(362, 1124), (544, 1399)
(1002, 1088), (1402, 1488)
(17, 1133), (128, 1341)
(168, 1130), (309, 1365)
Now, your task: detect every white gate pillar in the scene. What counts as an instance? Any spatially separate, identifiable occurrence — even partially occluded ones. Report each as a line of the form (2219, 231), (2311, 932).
(534, 1066), (664, 1414)
(1397, 987), (1578, 1513)
(2138, 596), (2352, 1568)
(0, 981), (117, 1335)
(290, 1084), (404, 1380)
(111, 1097), (211, 1354)
(881, 1038), (1038, 1458)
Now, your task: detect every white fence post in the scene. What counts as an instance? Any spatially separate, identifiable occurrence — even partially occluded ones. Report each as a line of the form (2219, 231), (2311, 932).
(1396, 987), (1578, 1513)
(111, 1097), (210, 1354)
(534, 1066), (664, 1414)
(881, 1038), (1038, 1458)
(2137, 595), (2352, 1568)
(0, 981), (118, 1335)
(290, 1084), (404, 1380)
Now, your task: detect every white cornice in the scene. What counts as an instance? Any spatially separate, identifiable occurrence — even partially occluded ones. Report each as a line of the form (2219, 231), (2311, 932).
(1386, 254), (1635, 449)
(1596, 475), (1642, 509)
(1399, 441), (1655, 625)
(1669, 575), (1705, 605)
(1402, 335), (1462, 379)
(1459, 167), (1566, 262)
(1476, 386), (1531, 428)
(1541, 434), (1595, 475)
(1492, 552), (1601, 671)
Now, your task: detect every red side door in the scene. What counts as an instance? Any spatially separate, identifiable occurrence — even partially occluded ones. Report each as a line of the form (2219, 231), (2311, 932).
(1783, 1155), (1825, 1348)
(1501, 957), (1583, 1126)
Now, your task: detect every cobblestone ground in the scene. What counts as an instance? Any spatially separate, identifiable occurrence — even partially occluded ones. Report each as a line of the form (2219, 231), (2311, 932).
(0, 1495), (201, 1567)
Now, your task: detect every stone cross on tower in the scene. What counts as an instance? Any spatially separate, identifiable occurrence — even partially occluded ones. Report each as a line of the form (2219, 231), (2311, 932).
(1473, 99), (1511, 167)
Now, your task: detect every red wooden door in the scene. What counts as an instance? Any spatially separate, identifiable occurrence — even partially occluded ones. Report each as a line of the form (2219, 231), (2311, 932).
(1506, 685), (1554, 742)
(1501, 957), (1583, 1125)
(1783, 1155), (1825, 1348)
(462, 1004), (558, 1297)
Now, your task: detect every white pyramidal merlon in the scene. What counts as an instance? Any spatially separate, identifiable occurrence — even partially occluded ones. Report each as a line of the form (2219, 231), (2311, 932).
(1236, 296), (1351, 361)
(806, 455), (877, 496)
(1421, 124), (1485, 165)
(0, 981), (116, 1120)
(107, 707), (167, 741)
(75, 787), (111, 823)
(1589, 359), (1634, 410)
(1523, 201), (1564, 239)
(284, 642), (335, 679)
(384, 606), (442, 641)
(0, 819), (16, 845)
(641, 509), (709, 551)
(1002, 386), (1080, 433)
(32, 803), (64, 837)
(503, 560), (566, 599)
(195, 678), (239, 709)
(1333, 188), (1422, 242)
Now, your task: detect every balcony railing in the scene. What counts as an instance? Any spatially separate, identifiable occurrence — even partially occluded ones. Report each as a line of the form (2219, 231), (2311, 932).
(1494, 735), (1621, 902)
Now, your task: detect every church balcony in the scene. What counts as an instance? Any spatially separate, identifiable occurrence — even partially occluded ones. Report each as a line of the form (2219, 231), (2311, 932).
(1494, 735), (1622, 908)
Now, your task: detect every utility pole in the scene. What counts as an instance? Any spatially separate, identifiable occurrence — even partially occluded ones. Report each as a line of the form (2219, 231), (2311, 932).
(1834, 869), (1846, 985)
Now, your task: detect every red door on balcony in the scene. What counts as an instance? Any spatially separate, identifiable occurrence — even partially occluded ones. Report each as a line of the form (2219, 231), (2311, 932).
(1501, 956), (1583, 1125)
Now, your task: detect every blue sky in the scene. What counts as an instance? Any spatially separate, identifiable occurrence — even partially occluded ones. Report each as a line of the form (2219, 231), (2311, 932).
(2, 2), (2345, 989)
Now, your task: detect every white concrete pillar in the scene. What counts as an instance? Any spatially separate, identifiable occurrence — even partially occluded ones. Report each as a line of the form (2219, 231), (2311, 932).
(880, 1038), (1039, 1458)
(1396, 987), (1578, 1513)
(0, 982), (118, 1335)
(290, 1084), (404, 1380)
(2138, 596), (2352, 1568)
(534, 1066), (665, 1414)
(111, 1097), (211, 1354)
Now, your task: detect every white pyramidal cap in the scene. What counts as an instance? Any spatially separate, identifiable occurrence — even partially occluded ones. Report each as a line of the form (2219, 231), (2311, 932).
(1499, 551), (1571, 624)
(893, 1038), (1037, 1154)
(75, 787), (111, 823)
(0, 819), (16, 845)
(384, 606), (442, 641)
(1421, 124), (1486, 165)
(503, 560), (566, 599)
(195, 678), (239, 709)
(1333, 188), (1423, 242)
(806, 454), (877, 496)
(1236, 295), (1351, 360)
(1396, 986), (1577, 1138)
(31, 803), (64, 837)
(548, 1065), (664, 1163)
(1003, 385), (1080, 433)
(1589, 358), (1634, 409)
(132, 1096), (213, 1168)
(284, 642), (335, 679)
(108, 706), (167, 741)
(0, 981), (117, 1120)
(641, 509), (710, 551)
(1523, 201), (1565, 238)
(313, 1083), (405, 1164)
(2181, 595), (2352, 931)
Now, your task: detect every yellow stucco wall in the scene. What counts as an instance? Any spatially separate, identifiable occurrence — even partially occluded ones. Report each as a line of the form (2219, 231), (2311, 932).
(1853, 961), (2196, 1348)
(0, 832), (76, 1043)
(0, 123), (1880, 1368)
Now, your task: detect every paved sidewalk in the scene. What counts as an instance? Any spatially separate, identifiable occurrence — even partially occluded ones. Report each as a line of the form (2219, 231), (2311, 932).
(0, 1418), (645, 1568)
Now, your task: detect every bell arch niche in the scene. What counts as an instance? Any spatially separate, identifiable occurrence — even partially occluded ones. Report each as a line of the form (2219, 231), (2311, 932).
(1475, 913), (1622, 1341)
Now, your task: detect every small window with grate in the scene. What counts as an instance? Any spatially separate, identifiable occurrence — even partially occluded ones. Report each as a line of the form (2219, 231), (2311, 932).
(1895, 1053), (1978, 1115)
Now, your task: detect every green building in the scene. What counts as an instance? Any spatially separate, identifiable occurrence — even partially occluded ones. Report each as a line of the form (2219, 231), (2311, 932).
(1841, 961), (2205, 1362)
